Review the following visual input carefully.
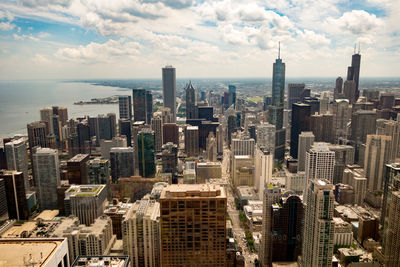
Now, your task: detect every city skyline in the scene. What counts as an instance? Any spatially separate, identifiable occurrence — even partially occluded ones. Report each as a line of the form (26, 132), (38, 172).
(0, 1), (399, 80)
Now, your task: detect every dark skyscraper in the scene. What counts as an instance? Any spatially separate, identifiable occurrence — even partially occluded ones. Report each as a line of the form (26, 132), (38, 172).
(163, 123), (179, 145)
(269, 44), (286, 161)
(228, 85), (236, 107)
(119, 119), (132, 147)
(345, 49), (361, 103)
(290, 103), (311, 158)
(118, 95), (132, 120)
(162, 66), (177, 123)
(287, 83), (307, 110)
(334, 77), (343, 99)
(0, 170), (28, 220)
(138, 128), (156, 178)
(133, 88), (147, 122)
(186, 82), (196, 120)
(146, 90), (153, 124)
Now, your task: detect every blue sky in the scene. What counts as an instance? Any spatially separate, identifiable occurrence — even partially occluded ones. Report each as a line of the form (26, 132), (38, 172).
(0, 0), (399, 79)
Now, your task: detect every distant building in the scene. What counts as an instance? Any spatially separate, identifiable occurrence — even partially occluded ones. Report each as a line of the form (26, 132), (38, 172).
(132, 88), (147, 122)
(119, 95), (132, 120)
(87, 157), (110, 184)
(333, 99), (350, 142)
(104, 199), (132, 239)
(310, 113), (334, 143)
(110, 147), (135, 182)
(254, 146), (273, 200)
(138, 128), (156, 178)
(4, 138), (29, 191)
(184, 125), (199, 157)
(0, 170), (28, 220)
(343, 165), (367, 206)
(67, 154), (90, 184)
(162, 66), (176, 122)
(119, 118), (132, 147)
(100, 136), (127, 160)
(287, 83), (309, 109)
(163, 123), (179, 145)
(196, 161), (222, 183)
(328, 144), (355, 184)
(290, 103), (311, 158)
(151, 116), (163, 152)
(297, 132), (315, 172)
(161, 142), (178, 174)
(232, 155), (254, 187)
(231, 136), (255, 156)
(186, 81), (196, 120)
(256, 123), (275, 154)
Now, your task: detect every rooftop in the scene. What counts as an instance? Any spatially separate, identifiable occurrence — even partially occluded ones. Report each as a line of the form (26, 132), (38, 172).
(35, 210), (59, 221)
(67, 154), (89, 162)
(160, 184), (226, 199)
(72, 256), (130, 267)
(65, 184), (105, 197)
(186, 126), (198, 130)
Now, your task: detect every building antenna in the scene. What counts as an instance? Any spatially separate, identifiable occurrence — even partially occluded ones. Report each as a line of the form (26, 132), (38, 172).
(354, 44), (356, 54)
(278, 42), (281, 59)
(358, 42), (361, 54)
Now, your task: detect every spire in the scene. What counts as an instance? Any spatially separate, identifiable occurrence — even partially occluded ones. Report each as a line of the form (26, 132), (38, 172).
(354, 43), (356, 54)
(358, 42), (361, 54)
(278, 41), (281, 59)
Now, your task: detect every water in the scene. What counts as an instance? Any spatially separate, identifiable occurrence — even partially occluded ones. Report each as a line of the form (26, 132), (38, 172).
(0, 80), (130, 137)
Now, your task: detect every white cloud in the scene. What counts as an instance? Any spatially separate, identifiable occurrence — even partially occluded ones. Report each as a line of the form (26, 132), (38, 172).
(297, 29), (331, 48)
(0, 22), (15, 31)
(326, 10), (383, 35)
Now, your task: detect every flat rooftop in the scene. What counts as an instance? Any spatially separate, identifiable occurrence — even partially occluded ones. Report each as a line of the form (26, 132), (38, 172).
(72, 256), (130, 267)
(35, 210), (59, 221)
(0, 238), (65, 266)
(161, 184), (226, 199)
(65, 184), (105, 197)
(67, 153), (89, 162)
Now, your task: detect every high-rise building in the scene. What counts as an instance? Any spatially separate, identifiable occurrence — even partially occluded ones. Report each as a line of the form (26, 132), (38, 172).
(184, 126), (199, 157)
(310, 113), (334, 143)
(0, 178), (7, 220)
(40, 107), (54, 135)
(33, 147), (60, 210)
(163, 123), (179, 145)
(5, 138), (29, 191)
(67, 153), (90, 184)
(88, 113), (116, 143)
(377, 119), (400, 162)
(333, 99), (350, 142)
(297, 132), (315, 172)
(334, 77), (343, 99)
(64, 184), (107, 226)
(160, 184), (226, 267)
(345, 51), (361, 103)
(146, 90), (153, 124)
(100, 136), (127, 159)
(227, 112), (237, 147)
(27, 121), (47, 151)
(151, 116), (163, 152)
(119, 95), (132, 120)
(110, 147), (135, 182)
(259, 184), (281, 266)
(138, 128), (156, 178)
(0, 170), (28, 220)
(119, 118), (132, 147)
(228, 85), (237, 108)
(254, 146), (273, 200)
(287, 83), (307, 109)
(186, 81), (196, 120)
(232, 155), (254, 187)
(343, 165), (367, 206)
(350, 110), (377, 144)
(304, 142), (335, 198)
(206, 132), (217, 162)
(382, 163), (400, 229)
(328, 144), (355, 184)
(133, 88), (147, 122)
(162, 66), (176, 123)
(87, 158), (110, 184)
(302, 179), (335, 267)
(256, 123), (275, 153)
(231, 136), (255, 156)
(272, 194), (304, 262)
(364, 134), (392, 192)
(290, 103), (311, 158)
(122, 196), (160, 267)
(161, 142), (178, 174)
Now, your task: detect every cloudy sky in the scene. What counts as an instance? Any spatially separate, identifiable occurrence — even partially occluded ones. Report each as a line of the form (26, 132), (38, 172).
(0, 0), (399, 79)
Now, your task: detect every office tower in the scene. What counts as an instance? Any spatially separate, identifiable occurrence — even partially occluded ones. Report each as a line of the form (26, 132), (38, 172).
(364, 135), (392, 192)
(104, 199), (132, 239)
(88, 113), (116, 143)
(146, 90), (153, 124)
(377, 119), (400, 162)
(67, 154), (90, 184)
(52, 215), (113, 263)
(27, 121), (47, 150)
(381, 163), (400, 233)
(151, 116), (163, 152)
(52, 114), (61, 148)
(254, 146), (273, 200)
(216, 124), (223, 156)
(343, 80), (357, 104)
(161, 107), (173, 124)
(302, 180), (334, 267)
(87, 158), (110, 184)
(162, 123), (179, 145)
(119, 95), (132, 120)
(33, 147), (60, 210)
(271, 194), (304, 262)
(297, 132), (315, 172)
(0, 170), (28, 220)
(5, 138), (29, 191)
(232, 155), (254, 187)
(206, 132), (217, 162)
(343, 165), (367, 205)
(287, 83), (307, 109)
(231, 136), (255, 156)
(228, 85), (237, 107)
(122, 197), (160, 267)
(160, 184), (227, 267)
(197, 106), (214, 121)
(256, 123), (275, 153)
(110, 147), (135, 182)
(64, 184), (107, 226)
(76, 120), (91, 154)
(334, 77), (343, 99)
(184, 126), (199, 157)
(138, 128), (156, 178)
(132, 88), (147, 122)
(227, 112), (237, 146)
(310, 113), (334, 143)
(0, 178), (7, 220)
(259, 184), (281, 266)
(290, 103), (311, 158)
(119, 118), (132, 147)
(351, 110), (377, 144)
(161, 142), (178, 174)
(162, 66), (176, 123)
(40, 107), (54, 135)
(100, 136), (127, 159)
(186, 81), (196, 120)
(319, 94), (330, 115)
(333, 99), (350, 142)
(55, 106), (68, 126)
(328, 144), (355, 184)
(132, 122), (149, 171)
(0, 142), (6, 170)
(305, 143), (335, 197)
(345, 50), (361, 103)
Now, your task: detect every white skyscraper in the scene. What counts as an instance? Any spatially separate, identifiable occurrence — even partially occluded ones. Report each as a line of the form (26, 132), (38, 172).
(231, 137), (255, 156)
(40, 107), (54, 135)
(162, 66), (176, 123)
(5, 138), (29, 191)
(33, 147), (60, 210)
(302, 179), (335, 267)
(297, 131), (314, 172)
(254, 146), (273, 200)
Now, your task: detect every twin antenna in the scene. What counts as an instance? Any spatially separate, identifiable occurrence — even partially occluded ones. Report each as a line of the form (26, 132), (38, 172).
(354, 42), (361, 54)
(278, 41), (280, 59)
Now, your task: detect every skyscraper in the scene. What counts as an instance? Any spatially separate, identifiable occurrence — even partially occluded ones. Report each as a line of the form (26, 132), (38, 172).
(184, 126), (199, 157)
(119, 118), (132, 147)
(328, 144), (355, 184)
(119, 95), (132, 120)
(5, 138), (29, 191)
(87, 157), (110, 184)
(67, 153), (90, 184)
(138, 128), (156, 178)
(0, 170), (28, 220)
(33, 147), (60, 210)
(40, 107), (54, 135)
(333, 99), (350, 142)
(133, 88), (147, 122)
(160, 184), (226, 267)
(27, 121), (47, 150)
(146, 90), (153, 124)
(185, 81), (196, 120)
(310, 113), (334, 143)
(297, 131), (315, 172)
(151, 116), (163, 152)
(302, 180), (335, 267)
(346, 50), (361, 103)
(256, 123), (275, 153)
(287, 83), (308, 109)
(290, 103), (311, 158)
(162, 123), (179, 145)
(161, 142), (178, 174)
(162, 66), (176, 123)
(110, 147), (135, 182)
(334, 77), (343, 99)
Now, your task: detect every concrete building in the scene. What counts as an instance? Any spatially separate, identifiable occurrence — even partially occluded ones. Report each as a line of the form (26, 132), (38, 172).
(40, 107), (54, 135)
(206, 132), (217, 162)
(132, 88), (147, 122)
(232, 155), (254, 187)
(343, 165), (367, 205)
(137, 128), (156, 178)
(161, 142), (178, 175)
(350, 110), (377, 144)
(231, 136), (255, 156)
(67, 153), (90, 184)
(302, 180), (335, 267)
(287, 83), (307, 110)
(118, 176), (167, 202)
(72, 256), (130, 267)
(87, 157), (110, 184)
(162, 66), (176, 122)
(196, 161), (222, 183)
(256, 123), (275, 153)
(285, 171), (306, 195)
(184, 125), (199, 157)
(0, 238), (70, 267)
(151, 116), (163, 153)
(64, 184), (108, 226)
(4, 138), (29, 191)
(159, 184), (226, 267)
(119, 118), (132, 147)
(100, 136), (127, 159)
(0, 178), (7, 220)
(376, 119), (400, 162)
(110, 147), (135, 182)
(382, 163), (400, 232)
(333, 217), (353, 247)
(333, 99), (350, 142)
(364, 134), (392, 192)
(122, 197), (160, 267)
(33, 147), (60, 210)
(163, 123), (179, 145)
(185, 81), (196, 120)
(104, 199), (132, 239)
(297, 132), (315, 172)
(0, 170), (28, 220)
(254, 146), (273, 200)
(310, 113), (334, 143)
(119, 95), (132, 120)
(52, 216), (113, 263)
(328, 144), (355, 184)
